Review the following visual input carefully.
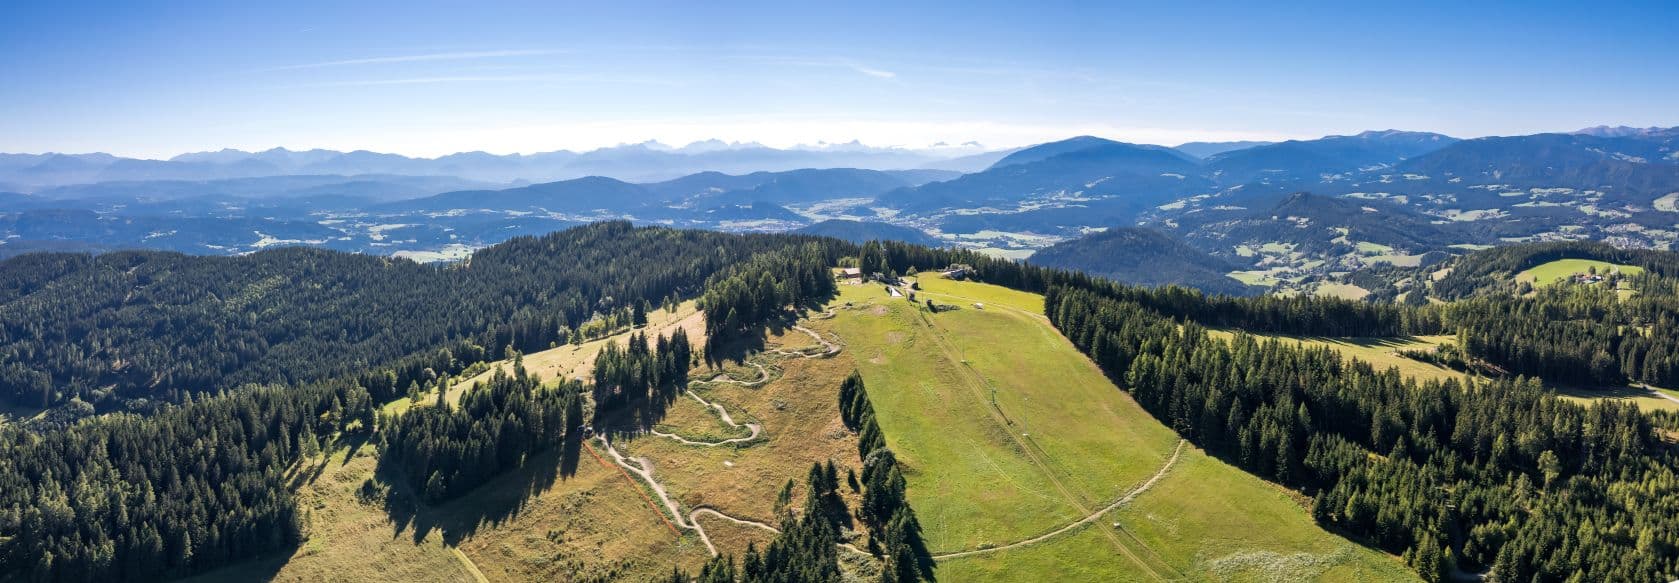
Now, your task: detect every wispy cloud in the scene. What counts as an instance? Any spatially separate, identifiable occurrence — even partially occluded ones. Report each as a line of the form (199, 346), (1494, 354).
(304, 75), (552, 86)
(729, 54), (898, 79)
(850, 63), (896, 78)
(271, 49), (563, 71)
(288, 73), (678, 88)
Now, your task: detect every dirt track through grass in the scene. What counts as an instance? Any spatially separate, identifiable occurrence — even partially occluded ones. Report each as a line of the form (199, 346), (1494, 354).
(593, 320), (861, 558)
(599, 407), (870, 558)
(909, 283), (1174, 580)
(933, 439), (1186, 560)
(587, 438), (683, 536)
(450, 547), (490, 583)
(649, 391), (762, 446)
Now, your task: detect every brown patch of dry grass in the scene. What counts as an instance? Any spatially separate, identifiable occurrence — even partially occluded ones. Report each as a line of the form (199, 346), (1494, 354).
(201, 306), (876, 581)
(617, 325), (865, 528)
(692, 513), (778, 561)
(193, 427), (711, 582)
(445, 448), (712, 581)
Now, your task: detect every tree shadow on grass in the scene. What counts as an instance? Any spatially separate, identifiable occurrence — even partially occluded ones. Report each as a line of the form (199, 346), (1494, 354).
(380, 433), (575, 546)
(1551, 382), (1673, 404)
(598, 383), (685, 444)
(1326, 336), (1431, 349)
(704, 326), (770, 369)
(287, 433), (372, 490)
(181, 542), (299, 582)
(702, 297), (836, 368)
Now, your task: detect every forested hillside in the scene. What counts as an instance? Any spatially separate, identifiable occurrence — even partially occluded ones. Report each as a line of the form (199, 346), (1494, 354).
(0, 222), (842, 421)
(1044, 283), (1678, 582)
(792, 220), (943, 247)
(1432, 240), (1679, 298)
(0, 381), (377, 581)
(0, 224), (859, 582)
(843, 237), (1679, 580)
(1028, 227), (1258, 295)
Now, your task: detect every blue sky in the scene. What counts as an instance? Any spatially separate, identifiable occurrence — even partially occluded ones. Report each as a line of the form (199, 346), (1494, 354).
(2, 0), (1675, 158)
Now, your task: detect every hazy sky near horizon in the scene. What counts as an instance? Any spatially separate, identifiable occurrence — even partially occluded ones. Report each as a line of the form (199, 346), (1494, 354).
(2, 0), (1675, 158)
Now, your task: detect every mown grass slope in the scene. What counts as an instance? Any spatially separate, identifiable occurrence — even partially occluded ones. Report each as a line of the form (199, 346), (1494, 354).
(830, 277), (1416, 581)
(1517, 258), (1644, 287)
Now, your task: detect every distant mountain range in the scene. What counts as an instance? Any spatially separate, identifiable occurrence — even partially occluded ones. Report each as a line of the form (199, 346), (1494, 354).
(1204, 130), (1456, 183)
(0, 142), (1001, 189)
(882, 137), (1211, 221)
(1168, 192), (1464, 258)
(1397, 133), (1679, 197)
(8, 125), (1679, 270)
(1172, 140), (1276, 158)
(380, 167), (942, 218)
(862, 131), (1453, 239)
(1574, 125), (1679, 140)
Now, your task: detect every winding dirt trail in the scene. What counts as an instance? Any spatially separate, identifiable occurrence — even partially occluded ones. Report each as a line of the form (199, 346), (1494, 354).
(595, 433), (871, 558)
(647, 391), (762, 447)
(703, 361), (771, 387)
(594, 435), (699, 539)
(696, 323), (841, 389)
(688, 508), (873, 556)
(767, 325), (843, 358)
(932, 439), (1187, 560)
(591, 320), (858, 557)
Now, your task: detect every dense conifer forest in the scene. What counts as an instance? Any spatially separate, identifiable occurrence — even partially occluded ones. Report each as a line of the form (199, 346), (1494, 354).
(1446, 273), (1679, 386)
(697, 243), (840, 347)
(590, 329), (692, 416)
(1046, 284), (1679, 582)
(0, 222), (835, 420)
(376, 364), (582, 503)
(0, 381), (376, 580)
